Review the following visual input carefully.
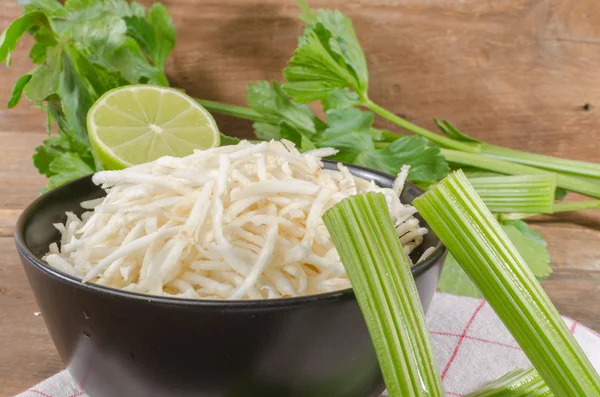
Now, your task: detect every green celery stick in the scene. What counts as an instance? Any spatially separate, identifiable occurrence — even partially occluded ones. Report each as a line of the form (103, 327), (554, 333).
(468, 174), (556, 214)
(323, 192), (443, 397)
(441, 149), (600, 199)
(413, 170), (600, 397)
(465, 368), (552, 397)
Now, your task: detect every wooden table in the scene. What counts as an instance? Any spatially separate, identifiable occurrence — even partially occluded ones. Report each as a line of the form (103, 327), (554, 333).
(2, 0), (600, 395)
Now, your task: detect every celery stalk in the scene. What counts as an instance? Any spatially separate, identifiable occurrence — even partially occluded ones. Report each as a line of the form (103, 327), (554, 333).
(482, 144), (600, 179)
(441, 149), (600, 198)
(413, 170), (600, 397)
(499, 200), (600, 221)
(323, 192), (443, 397)
(362, 98), (481, 153)
(498, 212), (540, 221)
(553, 200), (600, 212)
(195, 98), (267, 122)
(362, 98), (600, 179)
(465, 368), (552, 397)
(469, 175), (556, 214)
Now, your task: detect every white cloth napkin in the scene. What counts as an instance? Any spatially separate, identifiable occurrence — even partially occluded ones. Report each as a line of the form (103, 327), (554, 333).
(18, 293), (600, 397)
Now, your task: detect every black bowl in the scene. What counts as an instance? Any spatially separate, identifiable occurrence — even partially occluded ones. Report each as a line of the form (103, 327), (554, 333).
(15, 161), (445, 397)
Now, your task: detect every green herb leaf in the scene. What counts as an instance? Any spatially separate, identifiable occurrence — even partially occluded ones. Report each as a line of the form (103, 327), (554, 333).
(370, 127), (390, 142)
(362, 136), (449, 183)
(321, 88), (361, 111)
(23, 45), (61, 103)
(61, 41), (129, 101)
(63, 0), (140, 17)
(219, 133), (241, 146)
(146, 4), (175, 66)
(434, 118), (481, 143)
(276, 121), (301, 145)
(437, 254), (484, 299)
(8, 74), (33, 108)
(438, 219), (552, 297)
(246, 80), (324, 138)
(59, 47), (99, 140)
(124, 3), (175, 70)
(4, 0), (180, 189)
(64, 0), (97, 12)
(252, 122), (282, 140)
(28, 24), (56, 64)
(33, 132), (96, 182)
(503, 219), (546, 246)
(296, 0), (317, 23)
(279, 122), (318, 151)
(45, 93), (68, 132)
(283, 9), (368, 103)
(19, 0), (66, 16)
(502, 223), (552, 281)
(314, 9), (368, 92)
(61, 2), (167, 86)
(128, 2), (145, 17)
(555, 187), (568, 200)
(45, 151), (95, 191)
(29, 43), (47, 64)
(0, 11), (53, 65)
(244, 80), (445, 183)
(123, 16), (156, 60)
(33, 136), (68, 177)
(93, 36), (167, 86)
(317, 108), (374, 153)
(316, 108), (448, 184)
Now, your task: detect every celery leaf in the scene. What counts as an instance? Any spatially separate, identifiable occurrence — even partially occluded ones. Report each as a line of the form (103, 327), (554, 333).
(283, 8), (368, 102)
(438, 219), (552, 297)
(246, 80), (324, 139)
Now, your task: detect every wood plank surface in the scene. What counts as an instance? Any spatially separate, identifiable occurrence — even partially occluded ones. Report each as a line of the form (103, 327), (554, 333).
(2, 0), (600, 395)
(0, 237), (63, 397)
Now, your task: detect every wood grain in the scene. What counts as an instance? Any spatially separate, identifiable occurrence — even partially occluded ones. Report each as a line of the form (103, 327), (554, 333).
(0, 237), (62, 397)
(0, 132), (46, 210)
(2, 0), (600, 394)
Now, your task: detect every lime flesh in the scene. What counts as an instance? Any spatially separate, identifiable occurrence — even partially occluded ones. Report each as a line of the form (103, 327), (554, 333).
(87, 85), (220, 169)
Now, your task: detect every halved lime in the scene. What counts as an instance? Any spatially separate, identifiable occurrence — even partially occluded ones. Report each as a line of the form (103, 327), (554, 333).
(87, 85), (220, 169)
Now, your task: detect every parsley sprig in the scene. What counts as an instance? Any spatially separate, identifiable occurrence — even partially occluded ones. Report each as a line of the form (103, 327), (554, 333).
(1, 0), (174, 191)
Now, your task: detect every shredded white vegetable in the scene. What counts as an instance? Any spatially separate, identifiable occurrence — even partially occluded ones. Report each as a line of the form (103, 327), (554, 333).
(44, 140), (432, 300)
